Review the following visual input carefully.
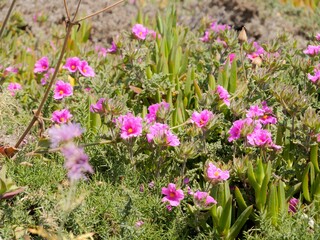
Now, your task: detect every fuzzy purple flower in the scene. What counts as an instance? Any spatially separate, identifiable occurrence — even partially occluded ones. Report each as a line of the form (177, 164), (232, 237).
(34, 56), (49, 73)
(63, 57), (81, 73)
(161, 183), (184, 207)
(53, 80), (73, 100)
(216, 85), (230, 106)
(288, 197), (299, 213)
(61, 143), (93, 181)
(132, 24), (148, 40)
(7, 82), (22, 96)
(47, 122), (84, 148)
(191, 110), (214, 128)
(51, 109), (73, 124)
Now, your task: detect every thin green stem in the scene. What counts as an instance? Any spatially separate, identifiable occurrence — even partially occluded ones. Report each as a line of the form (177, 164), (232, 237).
(0, 0), (17, 39)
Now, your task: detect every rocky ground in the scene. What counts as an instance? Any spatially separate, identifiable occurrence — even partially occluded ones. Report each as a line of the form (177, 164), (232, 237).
(1, 0), (318, 47)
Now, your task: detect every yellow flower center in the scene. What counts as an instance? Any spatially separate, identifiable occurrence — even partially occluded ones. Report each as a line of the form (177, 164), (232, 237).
(83, 68), (87, 73)
(59, 90), (64, 95)
(262, 115), (268, 120)
(169, 192), (175, 197)
(60, 117), (65, 122)
(71, 65), (76, 70)
(214, 171), (220, 176)
(128, 128), (133, 133)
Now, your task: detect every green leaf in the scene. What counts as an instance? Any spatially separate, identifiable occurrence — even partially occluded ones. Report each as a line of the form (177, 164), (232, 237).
(220, 196), (232, 233)
(302, 163), (312, 202)
(234, 187), (248, 212)
(208, 74), (216, 91)
(229, 60), (237, 93)
(310, 143), (319, 172)
(277, 180), (286, 214)
(267, 184), (278, 225)
(247, 162), (259, 193)
(227, 205), (253, 240)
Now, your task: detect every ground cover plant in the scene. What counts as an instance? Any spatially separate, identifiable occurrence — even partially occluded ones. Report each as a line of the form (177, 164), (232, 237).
(1, 0), (320, 239)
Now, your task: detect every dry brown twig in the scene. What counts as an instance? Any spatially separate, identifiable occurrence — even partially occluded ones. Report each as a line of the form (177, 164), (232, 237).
(13, 0), (127, 150)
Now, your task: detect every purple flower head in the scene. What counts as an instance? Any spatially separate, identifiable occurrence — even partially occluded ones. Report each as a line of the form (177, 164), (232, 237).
(119, 114), (143, 139)
(145, 101), (170, 123)
(193, 191), (217, 208)
(206, 163), (230, 184)
(191, 110), (214, 128)
(200, 31), (210, 42)
(61, 143), (93, 181)
(78, 60), (95, 77)
(210, 21), (230, 33)
(107, 41), (118, 53)
(216, 85), (230, 106)
(161, 183), (184, 207)
(7, 82), (22, 96)
(303, 45), (320, 56)
(47, 122), (84, 148)
(5, 66), (18, 74)
(51, 109), (73, 124)
(147, 123), (180, 147)
(90, 98), (105, 114)
(53, 80), (73, 100)
(288, 197), (299, 213)
(132, 24), (148, 40)
(34, 56), (49, 73)
(63, 57), (81, 73)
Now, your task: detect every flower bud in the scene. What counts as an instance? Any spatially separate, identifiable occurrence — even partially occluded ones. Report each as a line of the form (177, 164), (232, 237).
(238, 27), (248, 43)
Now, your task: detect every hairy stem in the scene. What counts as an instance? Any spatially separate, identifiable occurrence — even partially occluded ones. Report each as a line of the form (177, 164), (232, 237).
(0, 0), (17, 39)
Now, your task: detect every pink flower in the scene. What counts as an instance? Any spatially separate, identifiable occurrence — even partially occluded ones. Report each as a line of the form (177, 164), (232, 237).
(247, 128), (281, 149)
(247, 42), (265, 60)
(288, 197), (299, 213)
(107, 41), (117, 53)
(90, 98), (105, 114)
(148, 29), (161, 39)
(132, 24), (148, 40)
(34, 56), (49, 73)
(145, 101), (170, 123)
(308, 69), (320, 84)
(246, 105), (264, 119)
(147, 123), (180, 147)
(41, 68), (55, 85)
(303, 45), (320, 56)
(210, 21), (230, 33)
(95, 45), (107, 57)
(119, 114), (143, 139)
(7, 82), (22, 96)
(260, 101), (277, 125)
(200, 31), (210, 42)
(161, 183), (184, 207)
(191, 110), (214, 128)
(193, 191), (217, 208)
(216, 85), (230, 106)
(316, 33), (320, 41)
(48, 122), (84, 148)
(5, 66), (18, 74)
(216, 38), (227, 47)
(53, 80), (73, 100)
(78, 60), (95, 77)
(206, 163), (230, 183)
(63, 57), (81, 73)
(135, 220), (144, 228)
(228, 53), (236, 64)
(228, 119), (251, 142)
(51, 109), (73, 124)
(61, 143), (93, 181)
(317, 134), (320, 143)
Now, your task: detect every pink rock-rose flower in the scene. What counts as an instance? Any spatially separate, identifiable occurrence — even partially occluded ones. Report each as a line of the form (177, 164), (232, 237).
(247, 128), (281, 150)
(247, 42), (265, 60)
(119, 114), (143, 139)
(145, 101), (170, 123)
(303, 45), (320, 56)
(316, 33), (320, 41)
(260, 101), (277, 125)
(53, 80), (73, 100)
(200, 31), (210, 42)
(193, 191), (217, 208)
(90, 98), (105, 114)
(78, 60), (95, 77)
(308, 69), (320, 84)
(147, 123), (180, 147)
(228, 118), (262, 142)
(132, 24), (149, 40)
(206, 163), (230, 183)
(216, 85), (230, 106)
(107, 41), (118, 53)
(210, 21), (230, 33)
(161, 183), (184, 207)
(34, 56), (49, 73)
(191, 110), (214, 128)
(63, 57), (81, 73)
(51, 109), (73, 124)
(7, 82), (22, 96)
(95, 45), (107, 57)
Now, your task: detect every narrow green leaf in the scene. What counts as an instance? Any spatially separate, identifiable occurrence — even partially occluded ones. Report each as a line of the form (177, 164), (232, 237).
(278, 180), (286, 214)
(267, 184), (278, 225)
(220, 196), (232, 233)
(234, 187), (248, 212)
(227, 205), (253, 240)
(310, 143), (319, 172)
(208, 74), (216, 91)
(302, 163), (312, 202)
(229, 59), (237, 93)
